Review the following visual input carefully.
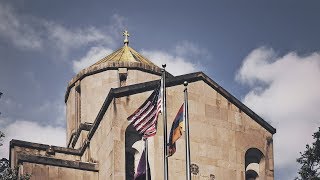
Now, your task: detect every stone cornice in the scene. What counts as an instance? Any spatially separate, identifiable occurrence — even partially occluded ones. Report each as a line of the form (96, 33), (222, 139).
(17, 154), (99, 172)
(10, 139), (81, 155)
(64, 61), (173, 103)
(67, 123), (93, 148)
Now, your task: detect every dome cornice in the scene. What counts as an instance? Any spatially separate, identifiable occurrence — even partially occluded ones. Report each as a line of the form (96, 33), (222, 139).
(65, 61), (167, 102)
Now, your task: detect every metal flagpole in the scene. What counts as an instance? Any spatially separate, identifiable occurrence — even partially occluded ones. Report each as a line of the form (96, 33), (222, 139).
(145, 138), (149, 180)
(161, 64), (169, 180)
(184, 81), (191, 180)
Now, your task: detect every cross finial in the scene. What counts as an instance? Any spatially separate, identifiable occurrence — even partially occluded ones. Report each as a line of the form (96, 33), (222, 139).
(123, 30), (130, 45)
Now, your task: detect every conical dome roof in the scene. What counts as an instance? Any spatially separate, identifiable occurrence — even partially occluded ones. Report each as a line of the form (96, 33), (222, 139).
(66, 32), (163, 97)
(90, 44), (157, 67)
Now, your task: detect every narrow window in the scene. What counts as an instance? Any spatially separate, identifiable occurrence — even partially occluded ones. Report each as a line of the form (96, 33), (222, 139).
(118, 68), (128, 87)
(75, 84), (81, 131)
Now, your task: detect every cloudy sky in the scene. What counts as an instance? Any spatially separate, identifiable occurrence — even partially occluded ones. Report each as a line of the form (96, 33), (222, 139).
(0, 0), (320, 179)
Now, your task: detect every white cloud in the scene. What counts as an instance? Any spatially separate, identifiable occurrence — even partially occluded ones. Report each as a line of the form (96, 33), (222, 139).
(0, 4), (43, 50)
(0, 2), (203, 76)
(0, 83), (66, 127)
(0, 2), (128, 72)
(0, 120), (66, 159)
(236, 47), (320, 179)
(108, 14), (128, 38)
(175, 41), (210, 59)
(33, 99), (66, 127)
(0, 91), (66, 159)
(72, 46), (113, 73)
(0, 3), (125, 56)
(141, 50), (196, 75)
(44, 14), (126, 54)
(141, 41), (208, 76)
(45, 23), (116, 55)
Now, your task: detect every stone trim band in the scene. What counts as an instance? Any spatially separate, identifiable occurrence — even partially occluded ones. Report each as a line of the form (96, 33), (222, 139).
(67, 123), (93, 148)
(17, 154), (99, 172)
(64, 62), (174, 102)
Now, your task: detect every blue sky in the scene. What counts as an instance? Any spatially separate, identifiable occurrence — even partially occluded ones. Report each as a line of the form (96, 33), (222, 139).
(1, 1), (320, 179)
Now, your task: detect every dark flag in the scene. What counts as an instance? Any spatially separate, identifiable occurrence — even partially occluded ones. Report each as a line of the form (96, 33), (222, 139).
(168, 104), (184, 156)
(127, 88), (162, 138)
(134, 150), (151, 180)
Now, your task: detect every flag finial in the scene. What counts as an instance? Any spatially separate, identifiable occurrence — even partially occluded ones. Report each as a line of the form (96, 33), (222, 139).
(123, 30), (130, 45)
(161, 64), (166, 72)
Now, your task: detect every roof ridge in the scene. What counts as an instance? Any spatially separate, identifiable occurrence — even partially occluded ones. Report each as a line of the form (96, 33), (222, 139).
(89, 45), (159, 68)
(128, 46), (156, 66)
(91, 47), (123, 66)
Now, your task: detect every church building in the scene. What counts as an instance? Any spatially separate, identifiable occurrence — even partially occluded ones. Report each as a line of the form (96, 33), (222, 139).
(9, 31), (276, 180)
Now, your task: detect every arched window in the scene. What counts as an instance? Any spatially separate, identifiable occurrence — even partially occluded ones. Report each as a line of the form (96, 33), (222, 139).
(245, 148), (264, 180)
(125, 124), (143, 180)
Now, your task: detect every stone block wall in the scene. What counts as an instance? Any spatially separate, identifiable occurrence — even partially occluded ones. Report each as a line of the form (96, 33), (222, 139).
(11, 71), (274, 180)
(82, 79), (274, 180)
(66, 69), (160, 147)
(22, 163), (98, 180)
(66, 87), (76, 144)
(10, 141), (98, 180)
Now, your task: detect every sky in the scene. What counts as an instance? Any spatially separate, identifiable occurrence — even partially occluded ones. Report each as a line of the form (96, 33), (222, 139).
(0, 0), (320, 179)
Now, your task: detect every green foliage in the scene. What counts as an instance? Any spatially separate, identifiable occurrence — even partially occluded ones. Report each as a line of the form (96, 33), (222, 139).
(0, 131), (4, 146)
(296, 127), (320, 180)
(0, 158), (31, 180)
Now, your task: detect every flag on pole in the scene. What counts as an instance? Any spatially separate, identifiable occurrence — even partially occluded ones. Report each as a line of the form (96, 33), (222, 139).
(183, 81), (192, 180)
(134, 150), (151, 180)
(161, 65), (169, 180)
(127, 87), (162, 138)
(168, 104), (184, 156)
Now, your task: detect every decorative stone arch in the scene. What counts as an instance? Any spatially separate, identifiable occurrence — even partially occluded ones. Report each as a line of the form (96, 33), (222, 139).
(245, 148), (265, 180)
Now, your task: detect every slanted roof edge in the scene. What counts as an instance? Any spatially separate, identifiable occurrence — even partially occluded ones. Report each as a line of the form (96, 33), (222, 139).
(86, 71), (276, 144)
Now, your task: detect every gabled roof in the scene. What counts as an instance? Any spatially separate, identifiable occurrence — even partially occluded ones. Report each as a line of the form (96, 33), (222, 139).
(86, 72), (276, 143)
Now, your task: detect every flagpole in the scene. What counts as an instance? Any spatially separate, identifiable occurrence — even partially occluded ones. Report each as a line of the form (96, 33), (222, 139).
(161, 64), (169, 180)
(145, 138), (149, 180)
(184, 81), (191, 180)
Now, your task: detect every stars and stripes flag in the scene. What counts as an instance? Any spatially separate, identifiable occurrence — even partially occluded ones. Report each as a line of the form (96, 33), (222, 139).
(127, 86), (162, 138)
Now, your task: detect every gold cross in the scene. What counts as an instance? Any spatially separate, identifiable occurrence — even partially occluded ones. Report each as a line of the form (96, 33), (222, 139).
(123, 30), (130, 45)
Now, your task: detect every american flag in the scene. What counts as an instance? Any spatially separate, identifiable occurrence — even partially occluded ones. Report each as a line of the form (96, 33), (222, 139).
(127, 87), (162, 138)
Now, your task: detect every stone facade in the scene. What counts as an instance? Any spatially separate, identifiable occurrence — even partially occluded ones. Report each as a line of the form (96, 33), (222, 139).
(9, 44), (275, 180)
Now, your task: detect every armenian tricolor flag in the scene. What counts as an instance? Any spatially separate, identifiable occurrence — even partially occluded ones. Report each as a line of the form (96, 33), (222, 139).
(168, 104), (184, 156)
